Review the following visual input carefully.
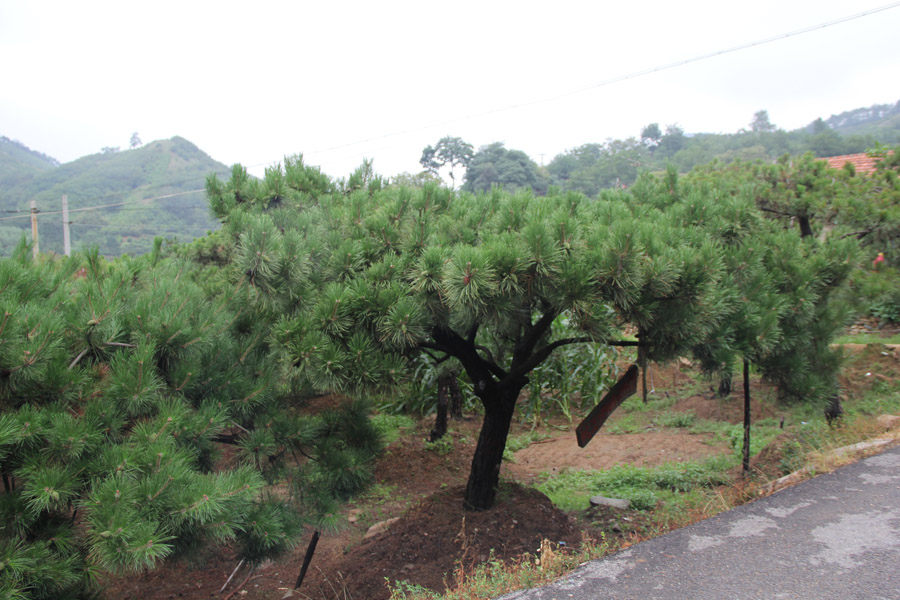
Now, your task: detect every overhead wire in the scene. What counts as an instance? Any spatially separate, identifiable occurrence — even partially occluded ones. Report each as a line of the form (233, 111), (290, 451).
(0, 188), (206, 222)
(245, 0), (900, 170)
(5, 0), (900, 221)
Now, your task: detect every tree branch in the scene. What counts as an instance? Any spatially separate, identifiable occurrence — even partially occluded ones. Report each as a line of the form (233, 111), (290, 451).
(430, 325), (507, 387)
(513, 309), (557, 368)
(466, 322), (479, 344)
(757, 206), (797, 217)
(839, 228), (874, 240)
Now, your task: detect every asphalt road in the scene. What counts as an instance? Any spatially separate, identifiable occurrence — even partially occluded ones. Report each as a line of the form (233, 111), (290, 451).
(500, 444), (900, 600)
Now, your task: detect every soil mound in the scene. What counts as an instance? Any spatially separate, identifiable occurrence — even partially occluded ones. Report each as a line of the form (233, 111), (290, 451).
(303, 482), (577, 600)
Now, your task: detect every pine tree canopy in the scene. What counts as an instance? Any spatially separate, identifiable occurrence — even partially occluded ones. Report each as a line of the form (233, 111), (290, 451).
(204, 155), (855, 510)
(0, 238), (383, 599)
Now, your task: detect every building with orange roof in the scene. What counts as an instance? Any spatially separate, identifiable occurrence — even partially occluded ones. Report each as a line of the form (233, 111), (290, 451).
(822, 153), (883, 175)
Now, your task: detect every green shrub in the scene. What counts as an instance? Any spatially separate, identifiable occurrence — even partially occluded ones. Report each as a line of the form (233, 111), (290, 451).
(653, 410), (696, 428)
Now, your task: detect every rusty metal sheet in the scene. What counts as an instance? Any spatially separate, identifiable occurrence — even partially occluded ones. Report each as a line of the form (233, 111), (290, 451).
(576, 364), (639, 448)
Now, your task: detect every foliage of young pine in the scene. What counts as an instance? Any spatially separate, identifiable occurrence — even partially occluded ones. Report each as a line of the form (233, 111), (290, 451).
(0, 243), (385, 598)
(636, 161), (857, 404)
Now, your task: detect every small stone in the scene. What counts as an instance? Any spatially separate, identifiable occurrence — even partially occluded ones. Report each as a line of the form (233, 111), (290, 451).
(364, 517), (400, 540)
(876, 414), (900, 431)
(589, 495), (631, 510)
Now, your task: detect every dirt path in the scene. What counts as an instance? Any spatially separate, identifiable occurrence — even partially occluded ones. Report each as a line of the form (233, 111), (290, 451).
(506, 431), (724, 482)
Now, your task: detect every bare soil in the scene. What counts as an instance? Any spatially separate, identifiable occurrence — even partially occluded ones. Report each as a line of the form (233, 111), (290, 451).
(101, 340), (900, 600)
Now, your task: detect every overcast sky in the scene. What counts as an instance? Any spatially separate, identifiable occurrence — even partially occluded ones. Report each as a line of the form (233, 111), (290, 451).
(2, 0), (899, 179)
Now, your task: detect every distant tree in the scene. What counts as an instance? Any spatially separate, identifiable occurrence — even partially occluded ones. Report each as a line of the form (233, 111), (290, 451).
(419, 136), (474, 189)
(750, 110), (776, 133)
(463, 142), (547, 194)
(641, 123), (662, 150)
(389, 171), (443, 188)
(101, 146), (120, 154)
(808, 119), (845, 157)
(656, 124), (686, 158)
(548, 140), (649, 196)
(130, 132), (143, 149)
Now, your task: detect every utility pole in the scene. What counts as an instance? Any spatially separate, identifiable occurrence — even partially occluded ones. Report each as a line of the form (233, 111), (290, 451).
(30, 199), (39, 258)
(61, 195), (71, 256)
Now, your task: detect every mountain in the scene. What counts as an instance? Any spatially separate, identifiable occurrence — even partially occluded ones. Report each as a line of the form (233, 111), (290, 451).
(0, 136), (229, 256)
(821, 100), (900, 137)
(0, 136), (59, 190)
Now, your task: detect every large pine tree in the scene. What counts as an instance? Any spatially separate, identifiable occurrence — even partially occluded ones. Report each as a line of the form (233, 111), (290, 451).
(207, 158), (754, 511)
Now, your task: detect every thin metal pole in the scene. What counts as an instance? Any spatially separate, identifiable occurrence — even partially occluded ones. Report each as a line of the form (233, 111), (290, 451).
(742, 359), (751, 476)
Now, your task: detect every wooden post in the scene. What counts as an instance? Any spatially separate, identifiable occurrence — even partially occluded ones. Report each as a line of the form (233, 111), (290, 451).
(30, 199), (39, 258)
(61, 195), (71, 256)
(576, 364), (639, 448)
(742, 359), (751, 476)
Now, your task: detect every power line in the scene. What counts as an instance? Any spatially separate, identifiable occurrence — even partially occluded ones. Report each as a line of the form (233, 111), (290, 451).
(249, 1), (900, 169)
(0, 189), (205, 222)
(69, 221), (214, 234)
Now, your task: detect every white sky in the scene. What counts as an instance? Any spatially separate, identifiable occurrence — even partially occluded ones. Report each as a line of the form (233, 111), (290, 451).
(1, 0), (899, 179)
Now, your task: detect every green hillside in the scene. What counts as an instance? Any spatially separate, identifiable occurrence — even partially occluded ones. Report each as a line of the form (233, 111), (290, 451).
(540, 99), (900, 197)
(0, 136), (59, 190)
(0, 136), (228, 256)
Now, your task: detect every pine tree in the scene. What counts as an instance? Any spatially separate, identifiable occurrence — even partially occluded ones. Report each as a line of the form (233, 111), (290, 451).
(208, 161), (745, 511)
(0, 239), (381, 599)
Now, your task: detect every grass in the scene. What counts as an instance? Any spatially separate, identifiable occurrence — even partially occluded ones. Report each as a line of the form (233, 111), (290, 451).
(502, 430), (552, 462)
(654, 410), (697, 428)
(535, 455), (735, 512)
(389, 538), (616, 600)
(371, 413), (417, 444)
(833, 332), (900, 345)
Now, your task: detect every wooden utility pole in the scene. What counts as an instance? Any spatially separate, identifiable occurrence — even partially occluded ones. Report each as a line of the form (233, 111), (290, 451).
(61, 195), (71, 256)
(30, 199), (39, 258)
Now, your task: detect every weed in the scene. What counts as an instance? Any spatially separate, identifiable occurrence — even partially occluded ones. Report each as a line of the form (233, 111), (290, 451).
(536, 456), (734, 513)
(389, 535), (613, 600)
(503, 431), (552, 462)
(424, 436), (454, 455)
(604, 412), (646, 434)
(653, 410), (696, 428)
(725, 418), (783, 459)
(371, 413), (417, 444)
(833, 332), (900, 345)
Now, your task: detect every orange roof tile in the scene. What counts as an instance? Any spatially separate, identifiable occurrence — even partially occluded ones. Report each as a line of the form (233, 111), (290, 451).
(822, 153), (881, 175)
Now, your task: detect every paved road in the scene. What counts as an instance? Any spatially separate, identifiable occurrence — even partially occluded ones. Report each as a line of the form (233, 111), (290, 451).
(501, 444), (900, 600)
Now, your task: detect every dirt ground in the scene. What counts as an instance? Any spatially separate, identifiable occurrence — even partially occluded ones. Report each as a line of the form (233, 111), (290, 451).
(101, 338), (900, 600)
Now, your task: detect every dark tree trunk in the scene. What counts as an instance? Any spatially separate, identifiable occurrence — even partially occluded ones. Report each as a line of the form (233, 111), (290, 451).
(429, 373), (451, 442)
(825, 394), (843, 427)
(799, 215), (814, 238)
(464, 385), (520, 511)
(718, 372), (732, 398)
(448, 372), (463, 420)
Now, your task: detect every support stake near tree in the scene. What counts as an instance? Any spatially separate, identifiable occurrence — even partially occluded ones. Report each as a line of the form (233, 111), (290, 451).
(295, 530), (321, 590)
(742, 359), (751, 476)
